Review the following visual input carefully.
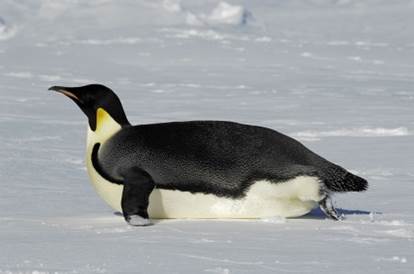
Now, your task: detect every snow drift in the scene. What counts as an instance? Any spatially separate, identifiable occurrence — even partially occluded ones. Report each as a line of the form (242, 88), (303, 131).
(163, 1), (251, 27)
(0, 17), (16, 40)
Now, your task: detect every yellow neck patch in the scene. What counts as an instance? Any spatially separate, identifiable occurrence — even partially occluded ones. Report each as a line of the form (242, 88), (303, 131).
(90, 108), (122, 144)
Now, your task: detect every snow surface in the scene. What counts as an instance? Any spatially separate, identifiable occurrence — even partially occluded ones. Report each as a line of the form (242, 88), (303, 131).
(1, 0), (414, 273)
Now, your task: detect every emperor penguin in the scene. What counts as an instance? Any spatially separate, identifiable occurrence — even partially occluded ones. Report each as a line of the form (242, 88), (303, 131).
(50, 84), (368, 226)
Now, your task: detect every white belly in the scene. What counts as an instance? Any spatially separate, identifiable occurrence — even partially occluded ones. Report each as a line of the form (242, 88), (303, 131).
(86, 148), (322, 218)
(147, 177), (323, 218)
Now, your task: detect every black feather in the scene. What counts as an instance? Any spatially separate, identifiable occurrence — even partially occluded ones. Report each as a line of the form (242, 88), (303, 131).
(321, 165), (368, 192)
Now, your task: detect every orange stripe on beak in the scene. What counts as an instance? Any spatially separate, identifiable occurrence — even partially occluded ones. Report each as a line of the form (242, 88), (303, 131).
(59, 90), (79, 100)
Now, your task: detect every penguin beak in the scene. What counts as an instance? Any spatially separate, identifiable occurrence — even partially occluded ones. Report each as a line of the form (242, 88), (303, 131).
(49, 86), (79, 101)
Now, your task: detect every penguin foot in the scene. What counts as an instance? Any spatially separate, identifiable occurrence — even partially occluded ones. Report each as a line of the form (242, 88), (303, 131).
(319, 196), (344, 221)
(126, 215), (152, 226)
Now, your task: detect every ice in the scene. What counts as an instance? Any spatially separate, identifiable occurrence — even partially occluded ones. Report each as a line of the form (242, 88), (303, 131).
(260, 216), (287, 224)
(205, 2), (250, 26)
(165, 29), (226, 41)
(382, 229), (414, 239)
(1, 0), (414, 273)
(254, 36), (272, 43)
(0, 17), (17, 40)
(4, 72), (33, 79)
(162, 0), (182, 13)
(205, 267), (231, 274)
(39, 75), (62, 82)
(0, 17), (5, 32)
(292, 127), (411, 141)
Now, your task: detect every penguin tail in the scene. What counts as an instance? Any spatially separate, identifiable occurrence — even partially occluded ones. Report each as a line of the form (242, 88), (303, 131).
(322, 165), (368, 193)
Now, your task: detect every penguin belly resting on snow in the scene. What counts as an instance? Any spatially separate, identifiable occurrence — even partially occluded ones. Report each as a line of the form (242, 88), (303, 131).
(50, 84), (368, 226)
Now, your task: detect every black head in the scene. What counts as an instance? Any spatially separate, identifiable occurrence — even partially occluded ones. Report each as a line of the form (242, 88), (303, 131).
(49, 84), (130, 131)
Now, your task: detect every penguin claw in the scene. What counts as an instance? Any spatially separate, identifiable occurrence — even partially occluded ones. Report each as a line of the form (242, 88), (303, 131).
(319, 196), (343, 221)
(126, 215), (152, 226)
(328, 212), (345, 221)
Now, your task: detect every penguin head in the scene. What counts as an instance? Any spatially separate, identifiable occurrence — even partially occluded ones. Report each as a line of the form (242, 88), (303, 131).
(50, 84), (130, 131)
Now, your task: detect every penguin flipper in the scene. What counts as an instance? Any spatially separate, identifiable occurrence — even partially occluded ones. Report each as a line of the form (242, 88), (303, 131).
(319, 196), (343, 221)
(121, 168), (155, 226)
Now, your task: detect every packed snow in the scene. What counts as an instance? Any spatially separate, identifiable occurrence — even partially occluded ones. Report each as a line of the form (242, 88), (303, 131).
(1, 0), (413, 273)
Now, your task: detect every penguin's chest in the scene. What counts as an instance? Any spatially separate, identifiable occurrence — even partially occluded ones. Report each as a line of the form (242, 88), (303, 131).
(86, 146), (322, 218)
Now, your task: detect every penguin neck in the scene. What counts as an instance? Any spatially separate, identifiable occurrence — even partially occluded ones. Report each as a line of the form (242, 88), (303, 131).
(87, 108), (124, 147)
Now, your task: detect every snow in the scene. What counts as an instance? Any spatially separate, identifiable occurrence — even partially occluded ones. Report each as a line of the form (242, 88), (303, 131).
(161, 0), (250, 27)
(0, 19), (16, 41)
(292, 127), (411, 141)
(204, 2), (250, 26)
(1, 0), (414, 273)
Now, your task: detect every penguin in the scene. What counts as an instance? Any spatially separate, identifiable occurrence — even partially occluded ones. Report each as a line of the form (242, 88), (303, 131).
(50, 84), (368, 226)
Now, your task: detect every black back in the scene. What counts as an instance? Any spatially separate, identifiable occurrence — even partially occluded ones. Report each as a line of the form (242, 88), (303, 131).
(96, 120), (366, 198)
